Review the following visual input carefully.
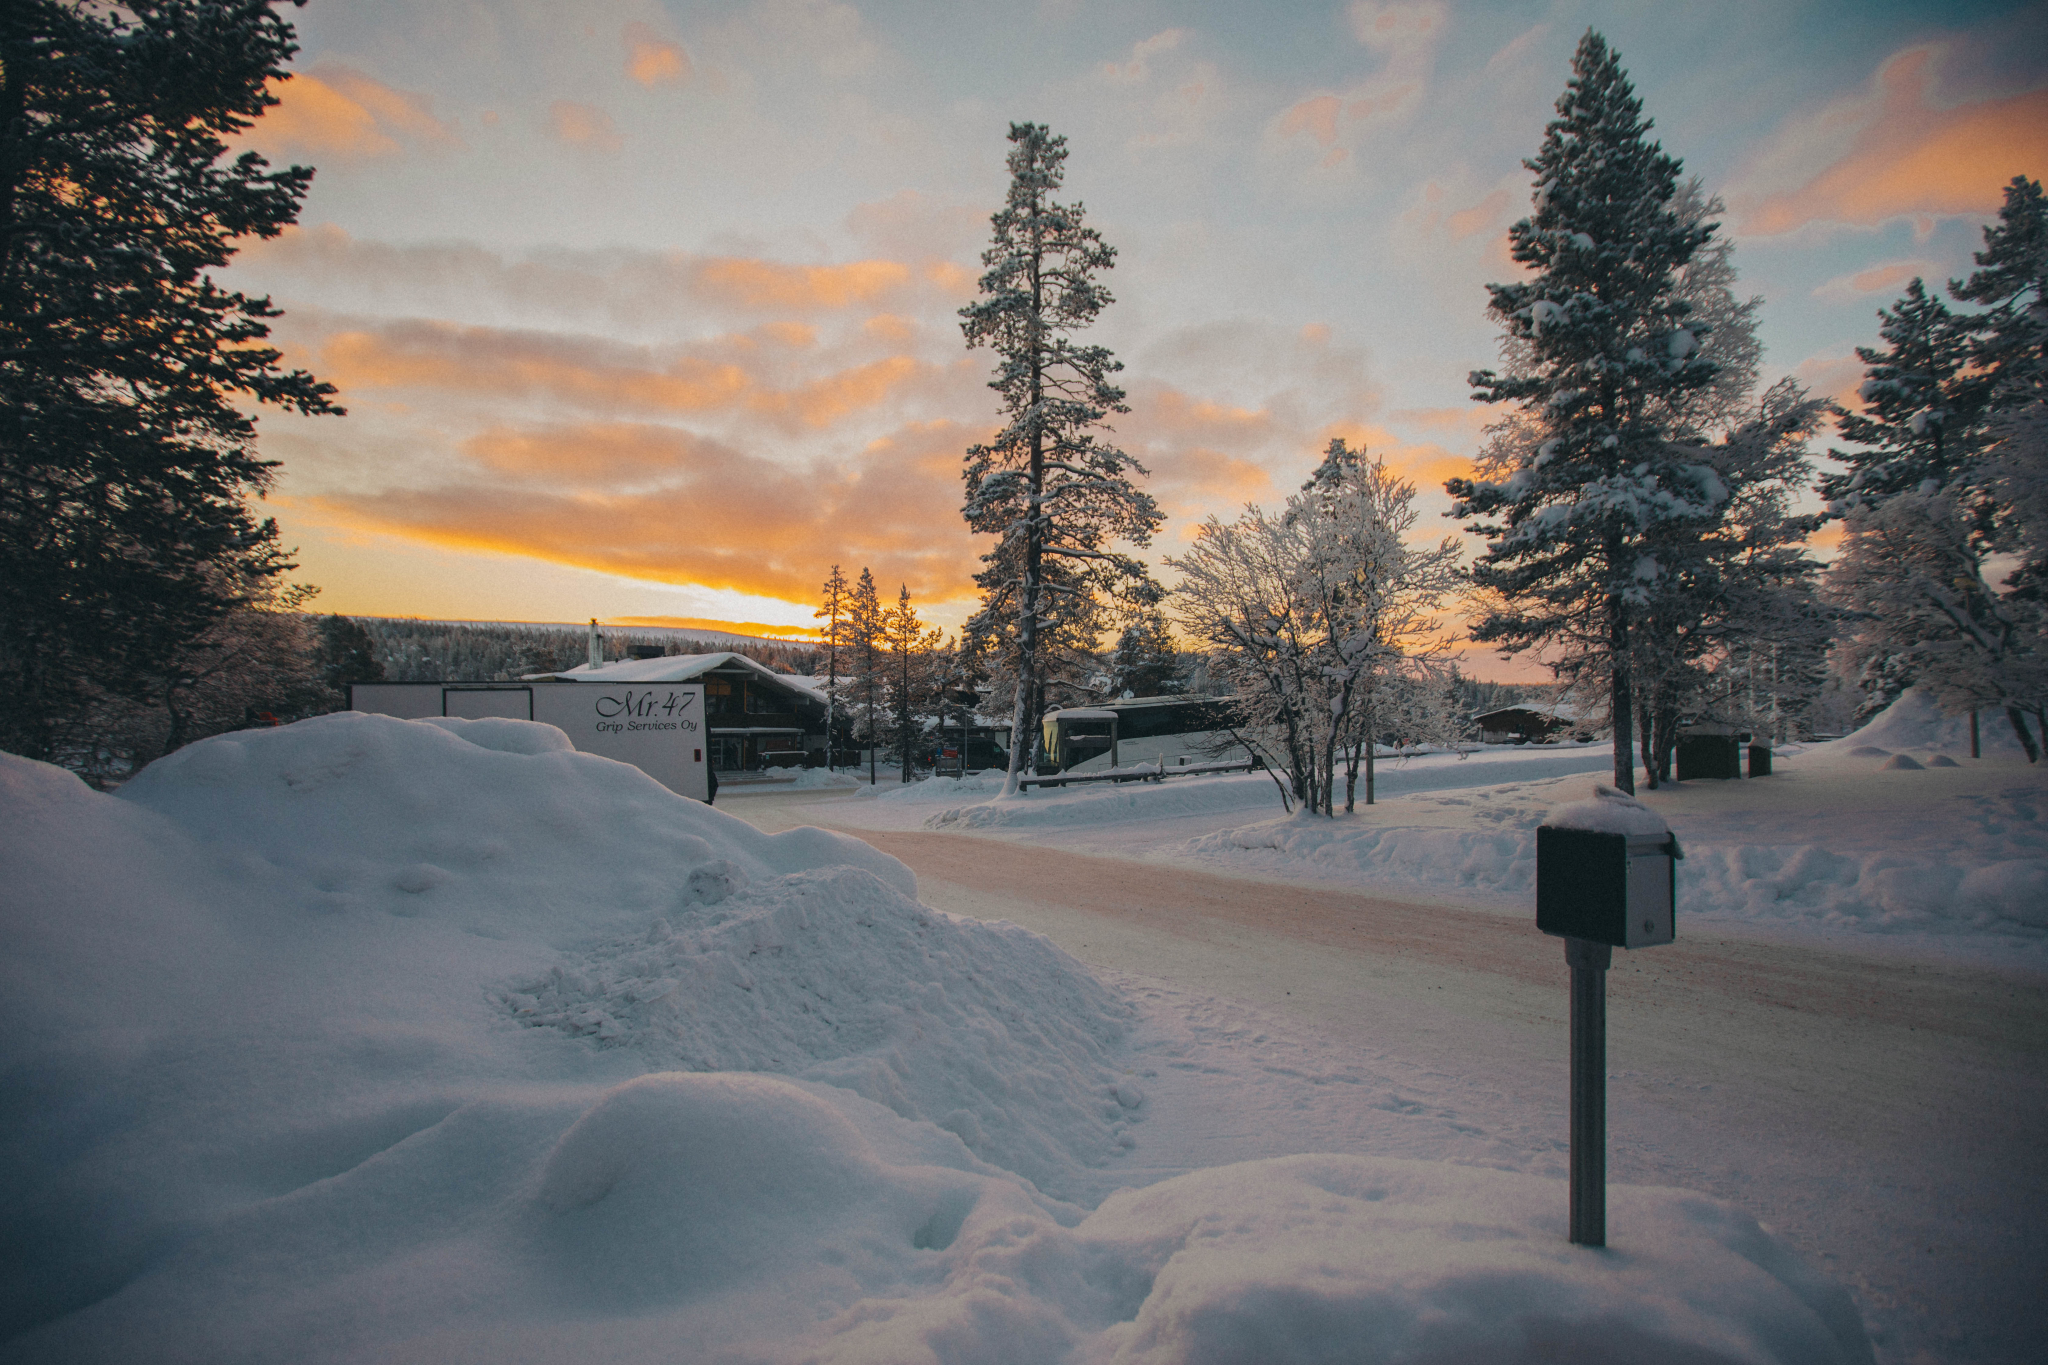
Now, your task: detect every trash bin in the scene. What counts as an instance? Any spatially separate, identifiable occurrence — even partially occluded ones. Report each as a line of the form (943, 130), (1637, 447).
(1747, 743), (1772, 778)
(1676, 733), (1742, 780)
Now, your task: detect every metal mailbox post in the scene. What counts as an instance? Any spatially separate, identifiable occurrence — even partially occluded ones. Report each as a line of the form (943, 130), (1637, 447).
(1535, 822), (1683, 1247)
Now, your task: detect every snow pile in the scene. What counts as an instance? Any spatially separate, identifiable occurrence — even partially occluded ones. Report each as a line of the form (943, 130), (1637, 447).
(505, 864), (1140, 1194)
(0, 713), (1870, 1362)
(1838, 687), (2032, 757)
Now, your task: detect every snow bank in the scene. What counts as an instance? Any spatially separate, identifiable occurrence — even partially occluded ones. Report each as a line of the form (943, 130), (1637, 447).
(859, 748), (1613, 835)
(782, 765), (864, 789)
(1837, 687), (2033, 757)
(0, 714), (1868, 1362)
(1178, 741), (2047, 953)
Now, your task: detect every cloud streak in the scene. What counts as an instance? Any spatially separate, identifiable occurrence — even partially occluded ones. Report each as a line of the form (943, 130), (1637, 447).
(1732, 46), (2048, 236)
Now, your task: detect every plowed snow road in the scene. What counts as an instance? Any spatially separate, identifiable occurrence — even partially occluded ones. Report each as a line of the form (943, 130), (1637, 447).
(724, 786), (2048, 1365)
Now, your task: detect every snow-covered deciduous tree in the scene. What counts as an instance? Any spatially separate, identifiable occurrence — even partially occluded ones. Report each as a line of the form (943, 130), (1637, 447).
(960, 122), (1162, 792)
(1447, 30), (1719, 794)
(1173, 440), (1459, 815)
(1828, 490), (2044, 760)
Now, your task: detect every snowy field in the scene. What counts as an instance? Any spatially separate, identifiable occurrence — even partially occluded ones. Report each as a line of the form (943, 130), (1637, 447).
(0, 711), (1885, 1363)
(831, 691), (2048, 965)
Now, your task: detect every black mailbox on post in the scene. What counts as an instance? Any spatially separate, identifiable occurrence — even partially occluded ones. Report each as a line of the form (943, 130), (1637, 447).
(1535, 793), (1685, 1249)
(1537, 826), (1681, 948)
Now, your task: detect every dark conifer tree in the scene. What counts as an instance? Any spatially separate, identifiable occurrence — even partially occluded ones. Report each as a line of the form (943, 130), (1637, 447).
(1447, 31), (1718, 792)
(0, 1), (342, 761)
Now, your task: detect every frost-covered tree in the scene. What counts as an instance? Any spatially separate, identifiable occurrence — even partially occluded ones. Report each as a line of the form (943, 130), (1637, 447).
(1174, 440), (1458, 814)
(960, 122), (1162, 792)
(1828, 490), (2043, 760)
(1447, 31), (1720, 794)
(0, 0), (343, 763)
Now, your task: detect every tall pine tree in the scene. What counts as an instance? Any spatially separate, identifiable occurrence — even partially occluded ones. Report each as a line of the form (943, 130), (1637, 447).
(1447, 31), (1718, 792)
(960, 122), (1161, 791)
(815, 564), (848, 769)
(0, 1), (342, 762)
(848, 568), (885, 784)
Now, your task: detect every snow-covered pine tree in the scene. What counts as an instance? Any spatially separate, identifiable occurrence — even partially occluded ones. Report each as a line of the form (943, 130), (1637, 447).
(1822, 278), (1986, 505)
(816, 564), (848, 769)
(1953, 176), (2047, 607)
(848, 568), (885, 783)
(1825, 179), (2048, 758)
(1106, 610), (1184, 698)
(885, 584), (942, 782)
(1448, 30), (1720, 793)
(960, 122), (1162, 793)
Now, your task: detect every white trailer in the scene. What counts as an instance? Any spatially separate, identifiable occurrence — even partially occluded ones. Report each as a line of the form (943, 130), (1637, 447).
(348, 682), (711, 802)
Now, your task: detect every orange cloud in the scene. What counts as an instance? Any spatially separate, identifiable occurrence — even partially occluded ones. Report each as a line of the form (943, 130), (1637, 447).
(1142, 387), (1272, 440)
(1447, 188), (1510, 241)
(1280, 95), (1342, 147)
(1347, 1), (1447, 55)
(310, 419), (985, 604)
(1811, 259), (1935, 303)
(695, 257), (912, 310)
(462, 423), (736, 484)
(623, 22), (692, 86)
(1735, 48), (2048, 236)
(249, 66), (456, 159)
(321, 324), (747, 412)
(1793, 352), (1869, 415)
(1153, 446), (1274, 504)
(318, 321), (928, 431)
(549, 100), (623, 153)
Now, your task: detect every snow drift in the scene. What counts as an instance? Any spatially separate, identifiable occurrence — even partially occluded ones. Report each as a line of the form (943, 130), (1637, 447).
(0, 712), (1870, 1362)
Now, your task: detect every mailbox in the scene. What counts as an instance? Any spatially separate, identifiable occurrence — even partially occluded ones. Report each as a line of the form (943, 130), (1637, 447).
(1536, 826), (1680, 948)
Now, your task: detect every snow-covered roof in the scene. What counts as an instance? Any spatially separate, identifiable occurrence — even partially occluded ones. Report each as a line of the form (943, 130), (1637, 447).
(1046, 707), (1118, 721)
(526, 650), (797, 693)
(1473, 702), (1580, 724)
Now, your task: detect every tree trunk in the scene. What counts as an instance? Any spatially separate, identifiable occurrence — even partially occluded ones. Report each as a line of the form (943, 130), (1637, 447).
(1608, 587), (1634, 794)
(1637, 694), (1657, 790)
(2007, 706), (2041, 763)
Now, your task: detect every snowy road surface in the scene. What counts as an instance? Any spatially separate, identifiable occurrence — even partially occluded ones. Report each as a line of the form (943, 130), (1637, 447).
(723, 781), (2048, 1365)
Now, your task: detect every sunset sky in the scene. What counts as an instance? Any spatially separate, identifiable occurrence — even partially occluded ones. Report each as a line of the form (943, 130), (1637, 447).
(224, 0), (2048, 672)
